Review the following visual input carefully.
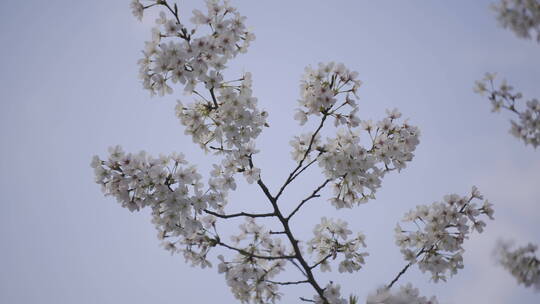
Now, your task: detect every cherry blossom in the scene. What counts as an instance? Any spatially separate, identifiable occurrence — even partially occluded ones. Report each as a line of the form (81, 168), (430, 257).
(217, 219), (291, 303)
(475, 73), (540, 148)
(494, 240), (540, 290)
(492, 0), (540, 41)
(393, 187), (494, 283)
(313, 282), (347, 304)
(366, 283), (438, 304)
(307, 217), (368, 274)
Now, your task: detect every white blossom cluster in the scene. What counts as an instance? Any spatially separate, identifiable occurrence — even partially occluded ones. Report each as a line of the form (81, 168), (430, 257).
(492, 0), (540, 41)
(318, 113), (420, 208)
(175, 73), (268, 153)
(218, 253), (284, 304)
(394, 187), (495, 282)
(135, 0), (267, 153)
(494, 241), (540, 290)
(134, 0), (255, 96)
(313, 282), (347, 304)
(366, 283), (438, 304)
(130, 0), (145, 21)
(91, 146), (230, 267)
(218, 219), (290, 303)
(475, 73), (540, 148)
(294, 62), (361, 126)
(134, 0), (268, 186)
(290, 64), (420, 209)
(289, 132), (322, 162)
(307, 217), (368, 274)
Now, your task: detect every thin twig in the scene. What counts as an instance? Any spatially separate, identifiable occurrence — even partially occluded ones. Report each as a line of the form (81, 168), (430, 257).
(387, 248), (427, 288)
(275, 114), (328, 200)
(387, 262), (412, 289)
(290, 154), (320, 182)
(265, 279), (309, 286)
(217, 242), (295, 260)
(204, 209), (275, 219)
(290, 259), (308, 277)
(310, 253), (333, 270)
(288, 179), (331, 220)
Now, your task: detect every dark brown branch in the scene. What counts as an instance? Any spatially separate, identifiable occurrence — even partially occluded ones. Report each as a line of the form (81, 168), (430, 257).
(258, 184), (329, 302)
(300, 297), (316, 303)
(387, 262), (412, 289)
(269, 230), (287, 235)
(246, 147), (330, 302)
(257, 179), (276, 202)
(209, 146), (233, 153)
(209, 87), (219, 108)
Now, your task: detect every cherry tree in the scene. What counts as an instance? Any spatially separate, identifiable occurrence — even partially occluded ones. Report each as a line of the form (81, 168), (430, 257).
(92, 1), (496, 303)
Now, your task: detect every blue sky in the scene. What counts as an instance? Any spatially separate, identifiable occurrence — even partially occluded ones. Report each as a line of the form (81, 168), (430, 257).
(1, 1), (539, 303)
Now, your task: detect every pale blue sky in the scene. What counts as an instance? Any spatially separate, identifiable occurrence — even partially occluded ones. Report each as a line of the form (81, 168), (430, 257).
(1, 1), (539, 303)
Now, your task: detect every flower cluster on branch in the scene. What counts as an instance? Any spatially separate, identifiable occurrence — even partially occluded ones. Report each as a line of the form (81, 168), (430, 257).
(307, 217), (368, 274)
(91, 146), (226, 267)
(134, 0), (254, 96)
(494, 241), (540, 290)
(475, 73), (540, 148)
(312, 282), (347, 304)
(290, 62), (420, 208)
(394, 187), (494, 282)
(319, 113), (420, 208)
(217, 219), (292, 303)
(366, 283), (438, 304)
(492, 0), (540, 41)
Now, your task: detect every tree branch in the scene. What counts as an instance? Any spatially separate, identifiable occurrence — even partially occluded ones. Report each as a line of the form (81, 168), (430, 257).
(300, 297), (316, 303)
(209, 87), (219, 109)
(387, 248), (427, 289)
(257, 179), (276, 202)
(246, 125), (330, 302)
(269, 230), (287, 235)
(387, 262), (412, 289)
